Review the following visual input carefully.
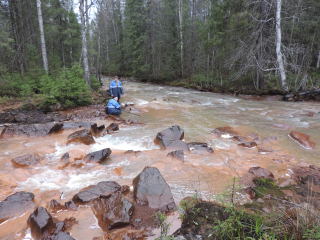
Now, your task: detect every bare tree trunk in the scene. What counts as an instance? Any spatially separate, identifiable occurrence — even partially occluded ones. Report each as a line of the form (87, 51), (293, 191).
(179, 0), (183, 77)
(80, 0), (91, 87)
(276, 0), (288, 92)
(25, 0), (36, 46)
(66, 0), (73, 65)
(36, 0), (49, 74)
(317, 50), (320, 69)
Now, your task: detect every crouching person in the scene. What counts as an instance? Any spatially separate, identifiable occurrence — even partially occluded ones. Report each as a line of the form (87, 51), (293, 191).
(107, 96), (122, 116)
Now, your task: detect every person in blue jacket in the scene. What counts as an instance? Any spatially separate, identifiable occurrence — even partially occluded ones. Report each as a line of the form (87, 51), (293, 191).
(106, 96), (122, 115)
(110, 76), (124, 102)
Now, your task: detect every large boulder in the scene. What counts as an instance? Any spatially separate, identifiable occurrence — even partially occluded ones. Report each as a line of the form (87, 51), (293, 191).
(93, 192), (134, 230)
(0, 191), (36, 224)
(27, 207), (56, 240)
(289, 131), (316, 149)
(154, 125), (184, 150)
(11, 153), (42, 167)
(133, 167), (176, 211)
(67, 129), (95, 145)
(166, 140), (189, 152)
(83, 148), (112, 163)
(73, 181), (121, 203)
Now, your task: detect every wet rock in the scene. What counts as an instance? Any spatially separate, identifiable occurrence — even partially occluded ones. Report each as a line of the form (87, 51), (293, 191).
(289, 131), (316, 149)
(272, 123), (296, 130)
(90, 123), (105, 137)
(249, 166), (274, 179)
(106, 123), (119, 131)
(127, 118), (139, 125)
(163, 98), (169, 101)
(83, 148), (112, 163)
(212, 126), (239, 137)
(3, 123), (56, 137)
(54, 231), (75, 240)
(292, 166), (320, 185)
(182, 99), (201, 104)
(277, 178), (295, 188)
(0, 110), (60, 124)
(154, 125), (184, 150)
(120, 185), (130, 193)
(258, 148), (272, 154)
(187, 142), (214, 153)
(48, 200), (64, 212)
(65, 201), (77, 211)
(0, 191), (36, 224)
(253, 137), (263, 145)
(73, 181), (121, 203)
(48, 123), (64, 135)
(167, 150), (184, 162)
(307, 112), (314, 117)
(266, 136), (277, 142)
(12, 153), (42, 167)
(127, 107), (144, 113)
(310, 165), (319, 171)
(124, 150), (141, 156)
(232, 136), (247, 142)
(249, 133), (259, 139)
(62, 121), (94, 130)
(166, 140), (189, 152)
(28, 207), (55, 240)
(67, 129), (95, 145)
(106, 114), (126, 123)
(133, 166), (176, 211)
(93, 192), (134, 230)
(60, 152), (70, 165)
(238, 142), (257, 148)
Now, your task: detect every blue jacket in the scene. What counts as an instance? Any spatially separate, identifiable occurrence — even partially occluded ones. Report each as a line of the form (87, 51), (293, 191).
(110, 80), (123, 98)
(107, 99), (121, 114)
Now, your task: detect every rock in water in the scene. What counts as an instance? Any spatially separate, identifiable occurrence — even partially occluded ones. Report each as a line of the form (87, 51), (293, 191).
(90, 123), (105, 137)
(93, 192), (134, 230)
(11, 153), (42, 167)
(67, 129), (95, 145)
(187, 142), (214, 153)
(289, 131), (316, 149)
(212, 126), (239, 137)
(167, 150), (184, 162)
(238, 142), (257, 148)
(83, 148), (112, 163)
(28, 207), (56, 240)
(154, 125), (184, 150)
(0, 191), (36, 224)
(106, 123), (119, 131)
(73, 181), (121, 203)
(133, 167), (176, 211)
(249, 166), (274, 179)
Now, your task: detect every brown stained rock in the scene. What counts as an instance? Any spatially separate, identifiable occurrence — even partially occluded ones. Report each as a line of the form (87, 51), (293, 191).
(154, 125), (184, 150)
(65, 201), (77, 211)
(48, 123), (64, 135)
(242, 187), (256, 200)
(126, 118), (139, 125)
(124, 150), (141, 156)
(238, 142), (257, 148)
(249, 166), (274, 179)
(133, 167), (176, 211)
(48, 200), (64, 212)
(67, 129), (95, 145)
(106, 123), (119, 131)
(272, 123), (296, 130)
(212, 126), (239, 137)
(291, 166), (320, 185)
(307, 112), (314, 117)
(266, 136), (277, 142)
(167, 150), (184, 162)
(120, 185), (130, 193)
(289, 131), (316, 149)
(253, 138), (263, 145)
(27, 207), (56, 240)
(60, 152), (70, 166)
(72, 181), (121, 203)
(83, 148), (112, 163)
(232, 136), (247, 142)
(11, 153), (42, 167)
(90, 123), (105, 137)
(93, 192), (134, 230)
(54, 231), (75, 240)
(0, 191), (36, 224)
(258, 148), (272, 154)
(187, 142), (214, 153)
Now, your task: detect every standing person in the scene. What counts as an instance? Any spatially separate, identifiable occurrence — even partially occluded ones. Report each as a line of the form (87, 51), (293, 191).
(110, 76), (124, 103)
(106, 96), (122, 116)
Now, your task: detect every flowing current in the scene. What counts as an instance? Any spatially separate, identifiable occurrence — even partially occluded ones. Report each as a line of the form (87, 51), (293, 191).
(0, 78), (320, 239)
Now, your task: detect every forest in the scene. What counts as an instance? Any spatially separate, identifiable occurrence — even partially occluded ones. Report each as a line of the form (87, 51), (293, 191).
(1, 0), (320, 107)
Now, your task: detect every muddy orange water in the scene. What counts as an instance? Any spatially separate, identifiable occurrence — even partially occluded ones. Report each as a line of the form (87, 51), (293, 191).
(1, 77), (320, 239)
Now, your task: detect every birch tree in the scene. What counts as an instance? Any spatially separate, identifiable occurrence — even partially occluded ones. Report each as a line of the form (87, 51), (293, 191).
(36, 0), (49, 74)
(276, 0), (288, 92)
(79, 0), (91, 88)
(179, 0), (183, 76)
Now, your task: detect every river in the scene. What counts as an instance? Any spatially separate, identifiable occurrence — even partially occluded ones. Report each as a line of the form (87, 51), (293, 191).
(0, 77), (319, 239)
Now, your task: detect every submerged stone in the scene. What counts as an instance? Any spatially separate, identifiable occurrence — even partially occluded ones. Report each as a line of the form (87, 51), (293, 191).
(187, 142), (214, 153)
(133, 166), (176, 211)
(238, 142), (257, 148)
(11, 153), (42, 167)
(212, 126), (239, 137)
(167, 150), (184, 162)
(289, 131), (316, 149)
